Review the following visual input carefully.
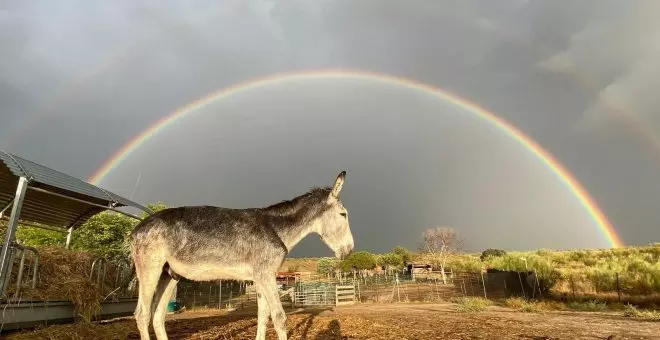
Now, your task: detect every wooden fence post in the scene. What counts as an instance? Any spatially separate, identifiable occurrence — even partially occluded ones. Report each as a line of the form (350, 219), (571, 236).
(616, 272), (621, 303)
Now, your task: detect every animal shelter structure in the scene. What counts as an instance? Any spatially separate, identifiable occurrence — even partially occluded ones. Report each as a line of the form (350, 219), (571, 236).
(0, 150), (153, 331)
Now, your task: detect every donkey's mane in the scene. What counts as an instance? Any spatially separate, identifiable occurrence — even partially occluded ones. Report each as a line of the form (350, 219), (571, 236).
(261, 186), (332, 215)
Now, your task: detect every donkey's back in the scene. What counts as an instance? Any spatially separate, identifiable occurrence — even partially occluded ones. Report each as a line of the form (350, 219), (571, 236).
(130, 205), (287, 282)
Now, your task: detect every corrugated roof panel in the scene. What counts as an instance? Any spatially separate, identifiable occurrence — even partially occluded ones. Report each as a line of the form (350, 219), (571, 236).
(0, 151), (150, 212)
(0, 150), (152, 230)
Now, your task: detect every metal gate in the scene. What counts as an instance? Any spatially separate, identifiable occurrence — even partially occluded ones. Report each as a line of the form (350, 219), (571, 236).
(335, 285), (356, 306)
(293, 281), (356, 306)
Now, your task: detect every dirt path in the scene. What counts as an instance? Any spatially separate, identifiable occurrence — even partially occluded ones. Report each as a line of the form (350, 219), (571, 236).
(6, 303), (660, 339)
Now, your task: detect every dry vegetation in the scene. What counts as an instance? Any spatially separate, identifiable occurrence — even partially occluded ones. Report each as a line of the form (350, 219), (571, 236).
(283, 244), (660, 302)
(4, 246), (126, 321)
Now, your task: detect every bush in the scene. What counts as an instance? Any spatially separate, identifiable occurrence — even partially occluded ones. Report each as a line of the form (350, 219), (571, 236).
(480, 248), (506, 261)
(447, 255), (482, 272)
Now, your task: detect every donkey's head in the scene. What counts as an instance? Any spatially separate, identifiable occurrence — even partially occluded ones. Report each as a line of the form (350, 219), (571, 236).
(317, 171), (354, 260)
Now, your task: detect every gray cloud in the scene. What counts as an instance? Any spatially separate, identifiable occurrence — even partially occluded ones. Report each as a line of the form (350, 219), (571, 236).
(1, 0), (659, 256)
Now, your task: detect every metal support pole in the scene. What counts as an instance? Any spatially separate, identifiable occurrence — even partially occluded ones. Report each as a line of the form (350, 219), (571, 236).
(0, 198), (15, 218)
(65, 227), (74, 249)
(616, 272), (621, 303)
(0, 177), (29, 297)
(480, 271), (487, 299)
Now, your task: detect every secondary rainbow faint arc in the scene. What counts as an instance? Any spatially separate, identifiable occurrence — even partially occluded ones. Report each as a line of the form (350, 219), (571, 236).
(88, 69), (624, 248)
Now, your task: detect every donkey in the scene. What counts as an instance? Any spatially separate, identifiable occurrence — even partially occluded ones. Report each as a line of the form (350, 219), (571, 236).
(129, 171), (353, 340)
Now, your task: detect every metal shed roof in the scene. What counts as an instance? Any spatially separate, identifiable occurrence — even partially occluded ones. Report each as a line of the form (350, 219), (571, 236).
(0, 150), (152, 230)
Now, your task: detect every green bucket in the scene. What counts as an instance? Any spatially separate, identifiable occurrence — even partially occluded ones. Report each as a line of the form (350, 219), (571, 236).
(166, 300), (178, 313)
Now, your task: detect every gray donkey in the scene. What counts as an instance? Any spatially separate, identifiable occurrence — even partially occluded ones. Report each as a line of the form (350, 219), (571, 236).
(129, 171), (353, 340)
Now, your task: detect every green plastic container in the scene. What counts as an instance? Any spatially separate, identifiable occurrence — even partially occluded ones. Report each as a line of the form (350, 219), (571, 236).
(166, 300), (177, 313)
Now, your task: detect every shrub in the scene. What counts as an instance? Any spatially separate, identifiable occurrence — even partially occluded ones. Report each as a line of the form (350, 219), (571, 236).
(480, 248), (507, 261)
(447, 255), (482, 272)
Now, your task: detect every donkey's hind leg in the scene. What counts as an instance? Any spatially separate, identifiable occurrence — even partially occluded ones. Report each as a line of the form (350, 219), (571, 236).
(151, 271), (179, 340)
(256, 274), (287, 340)
(255, 286), (272, 340)
(134, 253), (165, 340)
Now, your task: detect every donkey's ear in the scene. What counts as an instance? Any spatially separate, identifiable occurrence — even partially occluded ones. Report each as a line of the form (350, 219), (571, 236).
(330, 171), (346, 198)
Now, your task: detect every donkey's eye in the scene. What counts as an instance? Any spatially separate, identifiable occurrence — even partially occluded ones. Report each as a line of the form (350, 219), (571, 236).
(340, 212), (347, 217)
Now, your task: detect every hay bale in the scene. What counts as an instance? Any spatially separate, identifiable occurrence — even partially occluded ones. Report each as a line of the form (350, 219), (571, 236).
(5, 246), (125, 322)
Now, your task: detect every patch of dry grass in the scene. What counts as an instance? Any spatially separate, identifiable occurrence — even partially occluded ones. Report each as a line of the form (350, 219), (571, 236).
(503, 297), (553, 313)
(623, 304), (660, 321)
(451, 296), (491, 312)
(5, 321), (136, 340)
(566, 300), (608, 312)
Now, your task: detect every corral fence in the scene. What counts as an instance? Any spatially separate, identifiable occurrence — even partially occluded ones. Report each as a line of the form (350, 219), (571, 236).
(174, 266), (660, 312)
(176, 276), (358, 310)
(177, 279), (259, 310)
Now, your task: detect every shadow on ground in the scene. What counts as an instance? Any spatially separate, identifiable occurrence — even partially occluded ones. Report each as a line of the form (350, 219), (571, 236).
(124, 306), (336, 339)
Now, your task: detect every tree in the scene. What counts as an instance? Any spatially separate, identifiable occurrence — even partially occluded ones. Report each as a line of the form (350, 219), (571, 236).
(70, 211), (138, 262)
(420, 227), (462, 284)
(339, 251), (377, 272)
(143, 201), (169, 217)
(393, 246), (412, 264)
(378, 252), (404, 273)
(14, 224), (66, 247)
(317, 257), (340, 276)
(480, 248), (507, 262)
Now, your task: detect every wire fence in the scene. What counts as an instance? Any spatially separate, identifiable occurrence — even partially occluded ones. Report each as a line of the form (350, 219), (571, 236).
(175, 269), (660, 311)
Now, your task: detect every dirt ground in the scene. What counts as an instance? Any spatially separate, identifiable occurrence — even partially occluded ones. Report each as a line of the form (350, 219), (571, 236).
(6, 303), (660, 340)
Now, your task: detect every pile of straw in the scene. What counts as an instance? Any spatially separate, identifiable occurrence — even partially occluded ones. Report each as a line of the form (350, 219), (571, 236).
(6, 246), (118, 322)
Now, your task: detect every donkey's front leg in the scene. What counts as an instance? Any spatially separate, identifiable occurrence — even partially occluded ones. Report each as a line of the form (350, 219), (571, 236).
(255, 288), (271, 340)
(256, 275), (287, 340)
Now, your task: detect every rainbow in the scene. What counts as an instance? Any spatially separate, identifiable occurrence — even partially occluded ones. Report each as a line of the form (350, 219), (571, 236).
(88, 69), (624, 248)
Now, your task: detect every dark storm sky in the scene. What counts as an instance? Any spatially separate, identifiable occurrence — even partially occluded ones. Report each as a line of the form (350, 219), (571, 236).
(1, 0), (659, 256)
